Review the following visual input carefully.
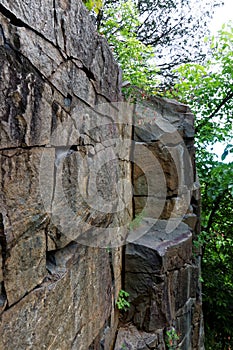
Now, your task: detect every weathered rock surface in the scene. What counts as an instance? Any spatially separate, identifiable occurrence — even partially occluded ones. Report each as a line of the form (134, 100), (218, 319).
(114, 96), (203, 349)
(125, 221), (198, 336)
(0, 244), (121, 350)
(133, 97), (196, 223)
(0, 0), (130, 349)
(0, 1), (203, 349)
(114, 324), (166, 350)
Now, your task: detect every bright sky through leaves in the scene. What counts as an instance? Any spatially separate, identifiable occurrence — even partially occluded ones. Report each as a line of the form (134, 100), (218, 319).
(209, 0), (233, 33)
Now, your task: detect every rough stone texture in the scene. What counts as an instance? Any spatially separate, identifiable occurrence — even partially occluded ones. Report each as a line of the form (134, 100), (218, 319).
(114, 324), (166, 350)
(114, 96), (203, 349)
(0, 1), (130, 349)
(0, 1), (203, 349)
(133, 97), (196, 224)
(0, 244), (121, 350)
(125, 221), (193, 332)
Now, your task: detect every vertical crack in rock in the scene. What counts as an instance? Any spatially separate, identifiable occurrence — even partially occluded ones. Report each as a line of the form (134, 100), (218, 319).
(0, 213), (8, 313)
(0, 24), (7, 46)
(52, 0), (68, 60)
(108, 249), (115, 286)
(53, 0), (59, 49)
(53, 0), (58, 29)
(60, 17), (67, 54)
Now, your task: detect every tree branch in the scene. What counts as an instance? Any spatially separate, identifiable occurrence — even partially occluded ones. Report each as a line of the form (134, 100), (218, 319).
(196, 89), (233, 132)
(138, 15), (185, 46)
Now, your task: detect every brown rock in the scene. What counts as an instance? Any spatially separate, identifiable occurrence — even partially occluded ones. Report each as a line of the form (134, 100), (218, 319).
(0, 245), (116, 350)
(114, 324), (166, 350)
(0, 0), (128, 348)
(125, 220), (192, 332)
(4, 229), (46, 306)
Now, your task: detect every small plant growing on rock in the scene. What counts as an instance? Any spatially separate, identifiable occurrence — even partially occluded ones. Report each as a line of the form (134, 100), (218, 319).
(83, 0), (102, 14)
(116, 289), (130, 311)
(120, 342), (128, 350)
(128, 209), (145, 230)
(165, 327), (179, 350)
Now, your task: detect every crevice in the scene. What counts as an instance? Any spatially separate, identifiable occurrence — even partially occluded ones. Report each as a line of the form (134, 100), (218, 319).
(60, 55), (97, 82)
(71, 324), (86, 348)
(4, 243), (79, 311)
(49, 53), (96, 83)
(80, 132), (98, 146)
(0, 144), (47, 152)
(0, 3), (66, 60)
(4, 275), (51, 310)
(0, 24), (7, 44)
(90, 81), (113, 102)
(0, 213), (8, 312)
(0, 282), (8, 314)
(108, 249), (115, 286)
(53, 0), (58, 30)
(53, 0), (66, 61)
(0, 214), (7, 266)
(111, 327), (119, 350)
(121, 245), (126, 293)
(0, 4), (25, 27)
(81, 65), (96, 81)
(46, 241), (80, 276)
(60, 17), (67, 54)
(166, 194), (178, 200)
(133, 194), (171, 199)
(0, 3), (52, 47)
(54, 144), (94, 167)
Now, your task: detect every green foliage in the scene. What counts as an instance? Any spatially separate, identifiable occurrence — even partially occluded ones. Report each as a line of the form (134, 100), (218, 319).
(116, 289), (130, 311)
(95, 0), (222, 87)
(128, 210), (145, 230)
(202, 184), (233, 349)
(165, 328), (179, 350)
(98, 0), (159, 95)
(83, 0), (102, 14)
(120, 343), (128, 350)
(168, 23), (233, 150)
(167, 23), (233, 349)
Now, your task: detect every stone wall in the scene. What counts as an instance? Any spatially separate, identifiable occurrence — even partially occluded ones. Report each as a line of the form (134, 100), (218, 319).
(0, 1), (131, 349)
(114, 97), (204, 350)
(0, 1), (203, 349)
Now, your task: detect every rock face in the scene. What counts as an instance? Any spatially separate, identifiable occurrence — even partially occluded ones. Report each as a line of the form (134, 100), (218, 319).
(114, 97), (203, 350)
(0, 1), (131, 349)
(0, 1), (203, 349)
(123, 221), (201, 350)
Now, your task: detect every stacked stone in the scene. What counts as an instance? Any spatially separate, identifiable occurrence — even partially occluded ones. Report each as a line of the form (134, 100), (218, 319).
(114, 97), (203, 350)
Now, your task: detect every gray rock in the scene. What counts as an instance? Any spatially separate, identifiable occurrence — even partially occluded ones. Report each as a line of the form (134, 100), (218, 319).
(0, 0), (127, 348)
